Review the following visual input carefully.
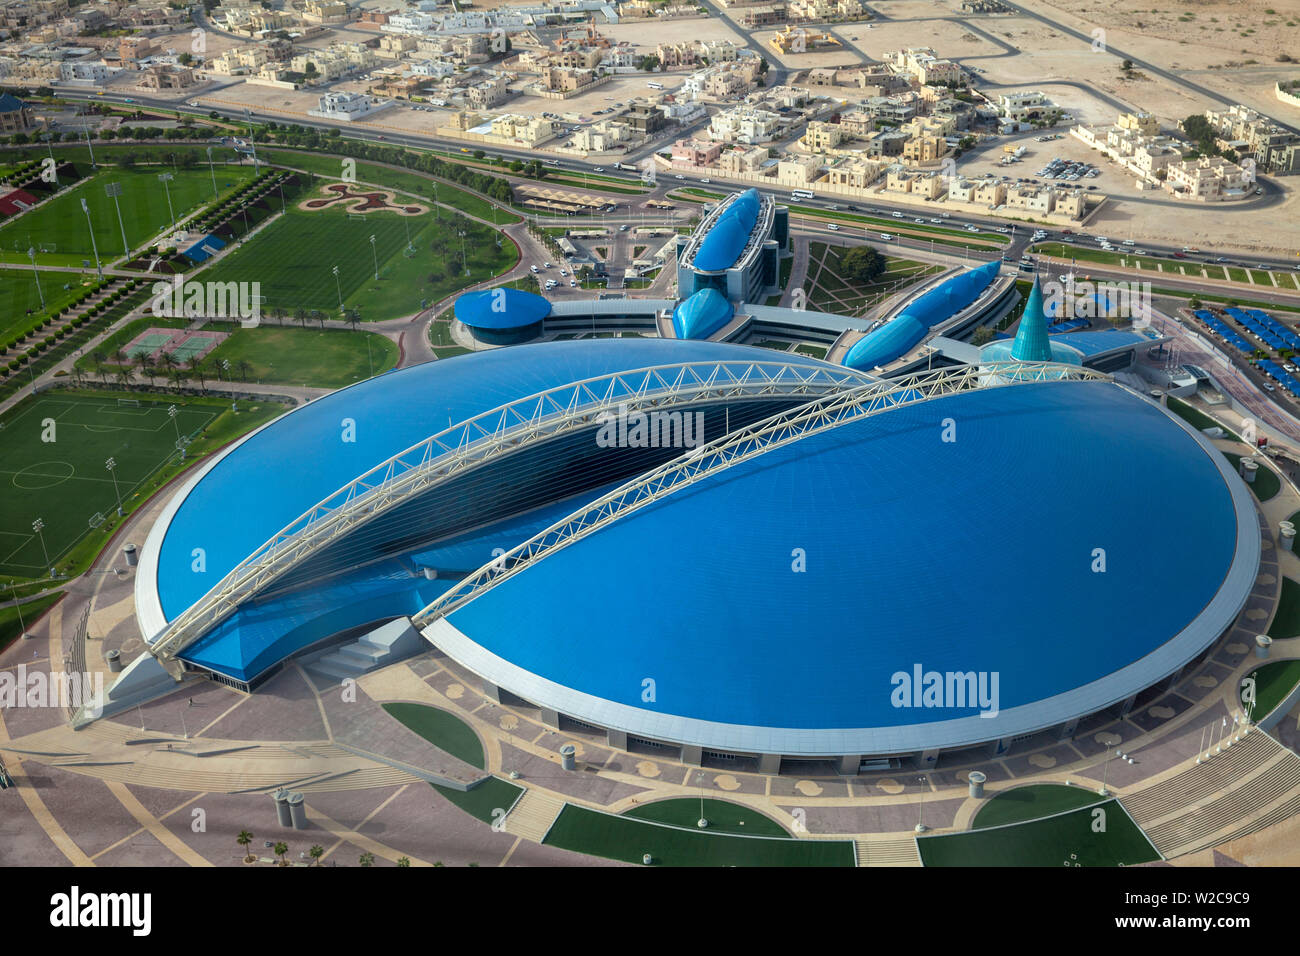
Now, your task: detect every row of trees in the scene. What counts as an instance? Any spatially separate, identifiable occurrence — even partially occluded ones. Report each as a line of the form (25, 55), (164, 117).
(235, 830), (418, 867)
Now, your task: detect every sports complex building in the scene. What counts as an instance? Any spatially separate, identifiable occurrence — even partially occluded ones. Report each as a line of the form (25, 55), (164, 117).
(96, 190), (1262, 776)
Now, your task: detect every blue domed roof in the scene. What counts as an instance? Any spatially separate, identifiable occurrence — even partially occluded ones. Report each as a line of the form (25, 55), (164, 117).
(442, 379), (1254, 754)
(672, 288), (734, 340)
(454, 287), (552, 330)
(845, 260), (1002, 370)
(693, 189), (761, 272)
(1010, 275), (1052, 362)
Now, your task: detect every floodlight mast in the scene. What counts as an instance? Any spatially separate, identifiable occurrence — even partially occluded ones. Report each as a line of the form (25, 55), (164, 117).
(26, 247), (43, 309)
(105, 182), (129, 258)
(80, 198), (102, 278)
(158, 173), (176, 230)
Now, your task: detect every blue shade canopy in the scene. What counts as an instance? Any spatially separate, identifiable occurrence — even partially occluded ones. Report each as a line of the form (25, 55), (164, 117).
(454, 287), (552, 330)
(672, 288), (733, 339)
(845, 260), (1002, 370)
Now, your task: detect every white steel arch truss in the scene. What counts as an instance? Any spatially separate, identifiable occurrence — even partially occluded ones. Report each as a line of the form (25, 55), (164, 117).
(412, 361), (1114, 627)
(149, 358), (872, 673)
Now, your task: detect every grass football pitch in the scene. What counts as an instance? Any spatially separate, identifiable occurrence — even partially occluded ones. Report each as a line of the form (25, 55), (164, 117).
(199, 205), (517, 323)
(0, 392), (216, 577)
(0, 166), (255, 267)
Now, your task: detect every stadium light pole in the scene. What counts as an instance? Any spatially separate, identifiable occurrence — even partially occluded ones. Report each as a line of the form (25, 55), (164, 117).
(80, 198), (102, 279)
(158, 173), (176, 231)
(332, 265), (343, 316)
(167, 404), (180, 444)
(26, 247), (44, 309)
(105, 457), (122, 516)
(105, 182), (129, 258)
(915, 775), (928, 833)
(32, 519), (50, 576)
(369, 234), (378, 281)
(9, 581), (27, 640)
(205, 147), (218, 198)
(82, 112), (97, 170)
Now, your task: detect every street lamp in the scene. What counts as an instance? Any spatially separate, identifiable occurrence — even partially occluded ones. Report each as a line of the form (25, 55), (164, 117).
(26, 247), (43, 309)
(332, 265), (343, 315)
(106, 457), (122, 516)
(40, 132), (57, 185)
(158, 173), (176, 231)
(105, 182), (129, 258)
(915, 775), (929, 833)
(8, 580), (28, 640)
(80, 198), (102, 278)
(369, 234), (378, 281)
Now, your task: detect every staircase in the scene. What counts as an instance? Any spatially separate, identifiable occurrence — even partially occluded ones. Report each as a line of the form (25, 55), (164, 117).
(503, 789), (566, 843)
(855, 837), (921, 867)
(306, 618), (424, 683)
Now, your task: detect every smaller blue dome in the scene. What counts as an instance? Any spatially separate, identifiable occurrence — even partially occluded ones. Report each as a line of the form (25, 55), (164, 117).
(673, 288), (733, 340)
(693, 189), (762, 272)
(454, 287), (552, 331)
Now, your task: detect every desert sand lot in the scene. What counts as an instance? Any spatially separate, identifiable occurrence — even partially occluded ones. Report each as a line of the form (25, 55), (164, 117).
(753, 29), (869, 70)
(837, 16), (1007, 61)
(596, 15), (749, 49)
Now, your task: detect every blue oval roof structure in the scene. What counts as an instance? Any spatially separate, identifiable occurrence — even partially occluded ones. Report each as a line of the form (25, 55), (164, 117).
(146, 339), (840, 626)
(845, 260), (1001, 370)
(440, 380), (1254, 753)
(454, 287), (551, 331)
(693, 188), (761, 272)
(673, 288), (733, 339)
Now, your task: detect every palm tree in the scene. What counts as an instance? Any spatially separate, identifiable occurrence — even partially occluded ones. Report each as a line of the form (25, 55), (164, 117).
(92, 350), (108, 383)
(189, 360), (207, 392)
(358, 852), (375, 867)
(171, 366), (190, 391)
(396, 857), (410, 868)
(345, 309), (361, 331)
(273, 841), (288, 867)
(158, 350), (177, 376)
(295, 307), (308, 328)
(114, 365), (134, 387)
(237, 830), (254, 863)
(272, 306), (286, 326)
(309, 844), (324, 867)
(236, 358), (252, 382)
(311, 309), (325, 329)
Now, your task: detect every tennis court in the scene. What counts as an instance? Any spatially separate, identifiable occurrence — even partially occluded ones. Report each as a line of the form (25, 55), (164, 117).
(0, 392), (215, 577)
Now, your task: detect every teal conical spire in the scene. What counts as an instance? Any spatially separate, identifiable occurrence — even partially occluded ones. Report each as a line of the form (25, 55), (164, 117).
(1010, 275), (1052, 362)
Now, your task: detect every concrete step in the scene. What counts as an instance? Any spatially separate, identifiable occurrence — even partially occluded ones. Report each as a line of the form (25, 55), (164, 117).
(338, 644), (385, 666)
(503, 789), (565, 843)
(855, 838), (920, 867)
(307, 655), (367, 683)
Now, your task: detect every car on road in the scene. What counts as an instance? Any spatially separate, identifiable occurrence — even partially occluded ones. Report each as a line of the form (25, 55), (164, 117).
(619, 224), (629, 231)
(1264, 383), (1276, 392)
(880, 233), (893, 240)
(674, 174), (684, 179)
(700, 178), (711, 184)
(1174, 252), (1186, 258)
(593, 167), (604, 172)
(827, 223), (840, 231)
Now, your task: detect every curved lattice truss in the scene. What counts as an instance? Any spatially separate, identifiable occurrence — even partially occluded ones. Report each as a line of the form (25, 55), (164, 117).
(149, 359), (872, 674)
(412, 361), (1114, 627)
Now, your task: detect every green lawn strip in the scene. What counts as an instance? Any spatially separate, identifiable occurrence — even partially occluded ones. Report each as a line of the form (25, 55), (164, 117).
(0, 388), (285, 584)
(1238, 658), (1300, 719)
(1222, 451), (1280, 501)
(0, 165), (256, 267)
(381, 702), (485, 769)
(545, 804), (853, 866)
(794, 343), (827, 358)
(623, 798), (788, 836)
(972, 784), (1107, 829)
(1165, 396), (1240, 441)
(1268, 576), (1300, 639)
(0, 592), (63, 654)
(204, 326), (397, 389)
(919, 799), (1158, 867)
(431, 777), (523, 825)
(1162, 288), (1300, 315)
